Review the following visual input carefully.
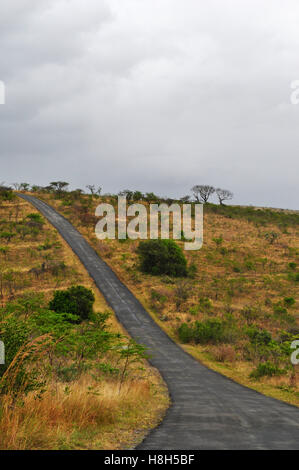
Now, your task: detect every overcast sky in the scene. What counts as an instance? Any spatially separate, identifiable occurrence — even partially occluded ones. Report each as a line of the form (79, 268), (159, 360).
(0, 0), (299, 208)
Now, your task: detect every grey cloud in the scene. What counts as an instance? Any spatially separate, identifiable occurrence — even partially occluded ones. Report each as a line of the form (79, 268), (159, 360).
(0, 0), (299, 208)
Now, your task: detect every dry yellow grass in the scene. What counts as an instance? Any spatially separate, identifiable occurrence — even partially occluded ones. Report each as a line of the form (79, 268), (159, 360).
(0, 373), (168, 450)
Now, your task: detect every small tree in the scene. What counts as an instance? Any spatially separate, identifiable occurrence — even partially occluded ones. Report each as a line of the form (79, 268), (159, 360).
(191, 185), (215, 203)
(115, 339), (148, 392)
(216, 188), (233, 205)
(137, 239), (188, 277)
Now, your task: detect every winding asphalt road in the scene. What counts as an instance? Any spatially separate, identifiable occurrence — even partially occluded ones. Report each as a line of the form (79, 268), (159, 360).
(19, 194), (299, 449)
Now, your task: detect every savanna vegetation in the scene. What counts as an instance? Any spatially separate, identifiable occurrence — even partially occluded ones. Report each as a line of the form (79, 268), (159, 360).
(24, 181), (299, 407)
(0, 187), (169, 450)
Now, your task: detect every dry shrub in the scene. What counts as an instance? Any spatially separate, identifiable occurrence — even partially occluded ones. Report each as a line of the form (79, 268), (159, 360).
(150, 288), (170, 313)
(212, 344), (236, 363)
(174, 281), (191, 311)
(129, 242), (139, 253)
(97, 241), (112, 258)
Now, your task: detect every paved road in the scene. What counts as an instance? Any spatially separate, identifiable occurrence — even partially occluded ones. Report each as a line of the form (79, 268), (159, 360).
(19, 194), (299, 449)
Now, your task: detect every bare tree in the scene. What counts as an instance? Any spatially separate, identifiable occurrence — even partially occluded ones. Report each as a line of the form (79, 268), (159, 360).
(86, 184), (96, 195)
(191, 185), (215, 203)
(216, 188), (233, 205)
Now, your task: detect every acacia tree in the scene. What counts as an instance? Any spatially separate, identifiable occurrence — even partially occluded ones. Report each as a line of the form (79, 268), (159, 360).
(31, 185), (42, 193)
(132, 191), (143, 201)
(191, 185), (215, 203)
(144, 192), (159, 203)
(20, 183), (30, 191)
(118, 189), (134, 201)
(216, 188), (233, 205)
(180, 195), (191, 203)
(11, 182), (29, 191)
(49, 181), (69, 196)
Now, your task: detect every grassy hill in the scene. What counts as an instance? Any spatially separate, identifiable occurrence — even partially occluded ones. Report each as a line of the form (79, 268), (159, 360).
(36, 190), (299, 406)
(0, 192), (168, 450)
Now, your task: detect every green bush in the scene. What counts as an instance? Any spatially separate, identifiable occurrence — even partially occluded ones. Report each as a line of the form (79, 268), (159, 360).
(137, 239), (187, 277)
(178, 318), (233, 345)
(246, 327), (272, 346)
(212, 236), (223, 246)
(288, 272), (299, 282)
(0, 232), (14, 243)
(194, 319), (225, 344)
(0, 188), (15, 201)
(198, 297), (213, 312)
(49, 285), (95, 322)
(26, 213), (44, 224)
(0, 317), (29, 378)
(288, 262), (297, 270)
(250, 361), (285, 379)
(178, 323), (194, 343)
(273, 304), (288, 316)
(284, 297), (295, 307)
(241, 306), (260, 323)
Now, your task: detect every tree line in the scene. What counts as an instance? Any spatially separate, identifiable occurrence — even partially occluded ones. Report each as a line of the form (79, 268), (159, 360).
(3, 181), (234, 205)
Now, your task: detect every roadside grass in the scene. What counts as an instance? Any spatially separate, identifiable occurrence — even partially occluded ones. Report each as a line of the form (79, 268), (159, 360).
(0, 374), (167, 450)
(0, 196), (169, 450)
(34, 192), (299, 405)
